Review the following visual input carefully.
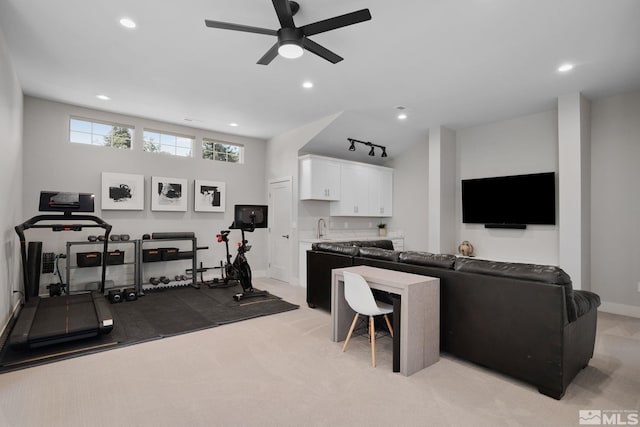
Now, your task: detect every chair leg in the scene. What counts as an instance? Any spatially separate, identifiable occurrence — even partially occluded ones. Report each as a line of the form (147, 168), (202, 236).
(370, 316), (376, 367)
(383, 314), (394, 338)
(342, 313), (360, 352)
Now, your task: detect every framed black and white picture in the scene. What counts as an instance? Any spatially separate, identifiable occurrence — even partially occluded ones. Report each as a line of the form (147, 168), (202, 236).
(194, 180), (226, 212)
(151, 176), (188, 212)
(101, 172), (144, 210)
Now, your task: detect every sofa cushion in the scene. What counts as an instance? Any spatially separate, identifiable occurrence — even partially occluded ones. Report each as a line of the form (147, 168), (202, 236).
(398, 251), (456, 269)
(357, 247), (399, 262)
(353, 240), (395, 250)
(573, 290), (601, 318)
(455, 257), (581, 322)
(454, 258), (572, 286)
(311, 242), (360, 256)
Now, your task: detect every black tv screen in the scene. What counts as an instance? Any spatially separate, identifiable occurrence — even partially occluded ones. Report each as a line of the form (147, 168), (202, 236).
(232, 205), (268, 229)
(39, 191), (95, 213)
(462, 172), (556, 225)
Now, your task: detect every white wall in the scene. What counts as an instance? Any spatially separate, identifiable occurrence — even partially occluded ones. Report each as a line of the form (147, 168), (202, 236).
(388, 139), (429, 251)
(591, 91), (640, 316)
(265, 113), (340, 284)
(455, 110), (559, 264)
(22, 97), (267, 292)
(0, 28), (23, 332)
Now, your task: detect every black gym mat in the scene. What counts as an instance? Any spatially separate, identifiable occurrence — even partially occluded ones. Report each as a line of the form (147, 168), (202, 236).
(0, 285), (298, 373)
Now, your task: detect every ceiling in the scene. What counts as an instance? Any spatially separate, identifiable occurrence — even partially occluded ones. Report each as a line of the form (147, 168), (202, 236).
(1, 0), (639, 161)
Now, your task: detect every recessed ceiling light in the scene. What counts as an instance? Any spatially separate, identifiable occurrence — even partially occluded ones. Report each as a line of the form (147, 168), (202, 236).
(229, 122), (239, 127)
(119, 17), (137, 29)
(96, 94), (110, 100)
(397, 113), (407, 120)
(557, 63), (574, 73)
(302, 81), (314, 89)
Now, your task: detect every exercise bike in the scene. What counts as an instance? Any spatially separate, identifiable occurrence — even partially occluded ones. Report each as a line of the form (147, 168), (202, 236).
(211, 215), (268, 301)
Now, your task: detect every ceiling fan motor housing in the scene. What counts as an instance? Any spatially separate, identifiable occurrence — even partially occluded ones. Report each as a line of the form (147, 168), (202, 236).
(278, 27), (303, 48)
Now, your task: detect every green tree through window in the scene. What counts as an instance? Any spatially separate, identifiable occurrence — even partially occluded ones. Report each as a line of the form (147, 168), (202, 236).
(202, 139), (243, 163)
(104, 126), (132, 149)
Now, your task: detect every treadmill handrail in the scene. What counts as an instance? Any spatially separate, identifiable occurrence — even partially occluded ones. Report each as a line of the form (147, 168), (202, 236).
(15, 213), (113, 301)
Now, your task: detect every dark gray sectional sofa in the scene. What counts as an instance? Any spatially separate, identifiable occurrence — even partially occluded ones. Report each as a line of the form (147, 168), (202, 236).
(306, 240), (601, 399)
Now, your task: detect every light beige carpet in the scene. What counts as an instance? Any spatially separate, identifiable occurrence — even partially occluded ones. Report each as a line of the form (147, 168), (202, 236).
(0, 278), (638, 427)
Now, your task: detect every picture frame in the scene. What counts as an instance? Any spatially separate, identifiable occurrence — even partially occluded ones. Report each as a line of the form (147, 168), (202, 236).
(101, 172), (144, 210)
(194, 180), (226, 212)
(151, 176), (188, 212)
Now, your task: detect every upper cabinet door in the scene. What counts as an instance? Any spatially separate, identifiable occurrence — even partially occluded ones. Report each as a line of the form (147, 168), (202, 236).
(369, 168), (393, 217)
(330, 162), (370, 216)
(299, 156), (341, 200)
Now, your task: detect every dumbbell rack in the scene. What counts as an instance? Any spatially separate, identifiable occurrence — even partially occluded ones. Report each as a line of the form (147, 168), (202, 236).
(65, 239), (142, 296)
(138, 236), (198, 293)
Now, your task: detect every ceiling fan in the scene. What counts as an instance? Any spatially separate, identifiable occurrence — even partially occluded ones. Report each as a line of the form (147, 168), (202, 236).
(204, 0), (371, 65)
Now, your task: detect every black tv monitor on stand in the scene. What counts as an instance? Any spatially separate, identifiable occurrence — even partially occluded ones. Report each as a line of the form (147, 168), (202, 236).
(230, 204), (268, 232)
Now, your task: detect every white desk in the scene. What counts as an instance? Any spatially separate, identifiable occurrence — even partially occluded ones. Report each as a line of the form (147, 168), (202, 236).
(331, 266), (440, 376)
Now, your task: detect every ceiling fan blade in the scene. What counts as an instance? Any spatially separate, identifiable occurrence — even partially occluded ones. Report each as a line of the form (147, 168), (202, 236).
(303, 38), (343, 64)
(257, 43), (280, 65)
(205, 20), (277, 36)
(301, 9), (371, 37)
(272, 0), (295, 28)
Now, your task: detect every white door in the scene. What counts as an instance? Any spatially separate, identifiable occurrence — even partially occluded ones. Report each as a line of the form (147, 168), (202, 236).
(268, 177), (292, 283)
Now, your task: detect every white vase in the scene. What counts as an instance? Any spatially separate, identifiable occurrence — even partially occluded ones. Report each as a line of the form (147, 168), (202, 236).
(378, 228), (387, 237)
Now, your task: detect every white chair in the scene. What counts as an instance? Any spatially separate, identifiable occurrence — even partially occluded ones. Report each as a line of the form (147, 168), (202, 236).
(341, 271), (394, 367)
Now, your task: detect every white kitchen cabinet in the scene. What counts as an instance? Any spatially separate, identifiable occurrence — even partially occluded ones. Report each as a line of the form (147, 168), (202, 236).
(330, 162), (393, 217)
(298, 241), (313, 287)
(330, 162), (370, 216)
(299, 155), (341, 200)
(368, 167), (393, 217)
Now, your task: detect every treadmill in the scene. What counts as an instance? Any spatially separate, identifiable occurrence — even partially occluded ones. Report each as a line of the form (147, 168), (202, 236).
(9, 191), (114, 350)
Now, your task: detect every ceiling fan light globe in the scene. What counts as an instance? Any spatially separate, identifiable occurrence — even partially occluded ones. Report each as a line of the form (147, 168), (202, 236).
(278, 43), (304, 59)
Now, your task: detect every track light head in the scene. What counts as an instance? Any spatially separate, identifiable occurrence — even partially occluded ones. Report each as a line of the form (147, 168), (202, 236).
(348, 140), (356, 151)
(368, 146), (375, 156)
(381, 147), (388, 158)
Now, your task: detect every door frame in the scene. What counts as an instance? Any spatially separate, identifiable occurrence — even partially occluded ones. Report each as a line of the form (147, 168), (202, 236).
(268, 176), (293, 283)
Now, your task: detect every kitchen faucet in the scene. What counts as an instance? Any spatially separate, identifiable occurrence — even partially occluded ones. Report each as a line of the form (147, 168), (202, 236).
(317, 218), (326, 239)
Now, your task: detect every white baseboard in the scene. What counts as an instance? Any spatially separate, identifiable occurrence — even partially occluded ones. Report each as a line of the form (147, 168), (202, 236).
(599, 301), (640, 319)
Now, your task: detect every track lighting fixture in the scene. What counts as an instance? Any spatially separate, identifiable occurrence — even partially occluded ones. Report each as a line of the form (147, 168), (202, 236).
(347, 138), (388, 158)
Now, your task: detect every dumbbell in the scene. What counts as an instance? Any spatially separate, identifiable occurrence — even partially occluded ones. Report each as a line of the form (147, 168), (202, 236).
(108, 289), (123, 303)
(123, 288), (137, 301)
(149, 277), (160, 286)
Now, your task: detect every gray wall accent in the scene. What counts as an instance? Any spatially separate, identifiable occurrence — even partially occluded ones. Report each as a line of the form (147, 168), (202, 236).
(591, 91), (640, 315)
(558, 93), (591, 291)
(0, 28), (23, 332)
(455, 109), (559, 264)
(21, 97), (268, 291)
(428, 127), (456, 254)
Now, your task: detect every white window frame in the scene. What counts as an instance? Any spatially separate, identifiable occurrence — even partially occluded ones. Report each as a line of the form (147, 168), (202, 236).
(69, 116), (134, 149)
(143, 129), (194, 158)
(202, 138), (244, 164)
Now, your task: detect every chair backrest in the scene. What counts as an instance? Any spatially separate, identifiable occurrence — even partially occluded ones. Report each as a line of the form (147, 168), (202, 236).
(343, 271), (384, 316)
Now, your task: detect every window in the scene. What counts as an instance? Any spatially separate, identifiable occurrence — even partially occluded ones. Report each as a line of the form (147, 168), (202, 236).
(202, 139), (243, 163)
(143, 130), (193, 157)
(70, 117), (133, 149)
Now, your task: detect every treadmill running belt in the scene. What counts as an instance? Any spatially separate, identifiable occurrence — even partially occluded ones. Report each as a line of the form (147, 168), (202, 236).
(28, 294), (99, 344)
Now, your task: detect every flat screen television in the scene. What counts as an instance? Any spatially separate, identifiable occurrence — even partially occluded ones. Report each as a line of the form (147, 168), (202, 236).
(232, 204), (268, 229)
(39, 191), (95, 213)
(461, 172), (555, 226)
